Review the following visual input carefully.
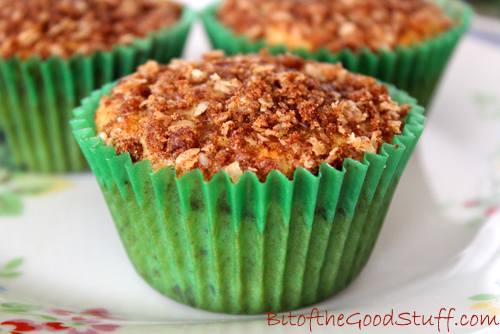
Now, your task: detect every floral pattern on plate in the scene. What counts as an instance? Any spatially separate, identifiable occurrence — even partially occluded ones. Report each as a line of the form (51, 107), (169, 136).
(0, 304), (123, 334)
(468, 280), (500, 318)
(0, 314), (120, 334)
(0, 260), (122, 334)
(0, 170), (72, 216)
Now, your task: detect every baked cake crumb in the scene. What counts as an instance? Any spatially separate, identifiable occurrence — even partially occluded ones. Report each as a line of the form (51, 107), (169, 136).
(95, 51), (410, 182)
(218, 0), (453, 53)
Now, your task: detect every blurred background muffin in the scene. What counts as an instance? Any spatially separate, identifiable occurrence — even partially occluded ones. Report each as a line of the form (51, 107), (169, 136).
(465, 0), (500, 17)
(218, 0), (452, 54)
(0, 0), (194, 173)
(0, 0), (182, 60)
(202, 0), (472, 108)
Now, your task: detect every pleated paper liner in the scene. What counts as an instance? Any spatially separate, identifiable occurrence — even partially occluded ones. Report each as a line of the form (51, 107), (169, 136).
(0, 8), (196, 173)
(0, 130), (13, 168)
(71, 82), (425, 315)
(201, 0), (473, 109)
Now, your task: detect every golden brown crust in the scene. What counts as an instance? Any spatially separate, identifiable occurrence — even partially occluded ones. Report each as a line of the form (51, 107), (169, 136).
(95, 51), (410, 182)
(0, 0), (181, 60)
(218, 0), (452, 53)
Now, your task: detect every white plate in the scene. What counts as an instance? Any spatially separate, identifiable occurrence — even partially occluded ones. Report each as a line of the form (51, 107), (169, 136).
(1, 13), (500, 334)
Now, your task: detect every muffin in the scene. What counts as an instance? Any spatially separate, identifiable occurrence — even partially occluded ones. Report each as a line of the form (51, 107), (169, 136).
(202, 0), (473, 108)
(218, 0), (453, 53)
(95, 51), (410, 180)
(0, 0), (195, 173)
(72, 51), (425, 314)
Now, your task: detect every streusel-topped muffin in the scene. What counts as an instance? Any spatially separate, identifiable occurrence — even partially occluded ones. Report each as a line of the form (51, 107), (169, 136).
(0, 0), (193, 173)
(73, 50), (425, 315)
(218, 0), (453, 53)
(0, 0), (182, 59)
(95, 50), (409, 181)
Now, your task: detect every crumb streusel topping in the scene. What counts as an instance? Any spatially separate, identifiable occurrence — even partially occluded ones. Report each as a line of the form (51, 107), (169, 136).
(95, 51), (410, 182)
(218, 0), (453, 53)
(0, 0), (181, 60)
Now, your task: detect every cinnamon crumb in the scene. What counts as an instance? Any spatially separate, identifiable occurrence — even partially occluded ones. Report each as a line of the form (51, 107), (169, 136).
(95, 52), (409, 181)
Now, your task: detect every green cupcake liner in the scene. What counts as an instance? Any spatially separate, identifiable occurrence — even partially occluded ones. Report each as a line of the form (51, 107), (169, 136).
(0, 8), (196, 173)
(71, 81), (425, 314)
(201, 0), (473, 108)
(0, 130), (12, 168)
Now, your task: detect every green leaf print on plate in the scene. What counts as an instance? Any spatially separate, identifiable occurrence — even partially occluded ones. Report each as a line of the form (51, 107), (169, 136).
(468, 281), (500, 317)
(474, 91), (500, 119)
(0, 194), (22, 216)
(2, 259), (22, 272)
(0, 259), (22, 280)
(0, 303), (43, 314)
(0, 169), (72, 216)
(469, 294), (499, 301)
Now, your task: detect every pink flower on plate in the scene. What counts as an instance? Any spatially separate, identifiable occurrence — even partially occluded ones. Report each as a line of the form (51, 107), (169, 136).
(48, 309), (121, 321)
(463, 200), (481, 208)
(70, 317), (100, 324)
(42, 321), (119, 334)
(42, 308), (121, 333)
(1, 319), (42, 332)
(43, 322), (71, 331)
(486, 206), (499, 217)
(48, 309), (75, 317)
(80, 309), (117, 320)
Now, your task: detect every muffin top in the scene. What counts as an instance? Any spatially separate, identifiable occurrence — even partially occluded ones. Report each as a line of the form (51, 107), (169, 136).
(218, 0), (453, 53)
(95, 51), (409, 182)
(0, 0), (182, 60)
